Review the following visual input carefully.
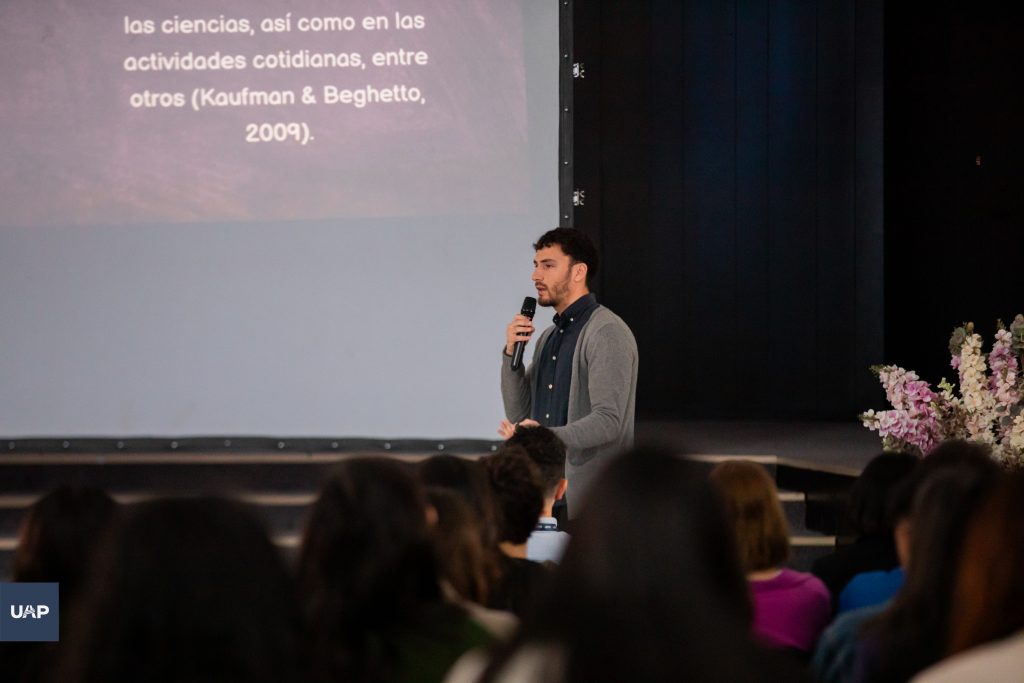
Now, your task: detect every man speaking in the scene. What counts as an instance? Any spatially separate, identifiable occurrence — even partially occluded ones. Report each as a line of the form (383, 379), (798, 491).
(499, 228), (638, 517)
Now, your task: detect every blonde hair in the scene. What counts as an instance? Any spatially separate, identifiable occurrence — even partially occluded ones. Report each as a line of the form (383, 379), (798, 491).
(709, 460), (790, 572)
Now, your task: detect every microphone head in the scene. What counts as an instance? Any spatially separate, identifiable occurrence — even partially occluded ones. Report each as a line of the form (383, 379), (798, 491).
(521, 296), (537, 319)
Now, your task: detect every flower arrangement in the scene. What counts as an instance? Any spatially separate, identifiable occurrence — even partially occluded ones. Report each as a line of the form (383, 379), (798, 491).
(861, 315), (1024, 467)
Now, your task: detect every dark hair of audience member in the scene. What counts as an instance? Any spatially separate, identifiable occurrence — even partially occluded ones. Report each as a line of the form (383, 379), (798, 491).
(947, 471), (1024, 655)
(505, 425), (566, 497)
(418, 455), (501, 546)
(418, 455), (504, 590)
(3, 486), (118, 683)
(12, 485), (118, 599)
(708, 460), (790, 572)
(920, 438), (1000, 475)
(484, 446), (546, 545)
(845, 452), (919, 537)
(298, 457), (448, 683)
(862, 460), (998, 683)
(53, 496), (306, 683)
(427, 488), (492, 605)
(481, 447), (802, 683)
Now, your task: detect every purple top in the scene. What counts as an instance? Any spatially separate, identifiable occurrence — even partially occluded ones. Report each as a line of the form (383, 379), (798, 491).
(749, 568), (832, 652)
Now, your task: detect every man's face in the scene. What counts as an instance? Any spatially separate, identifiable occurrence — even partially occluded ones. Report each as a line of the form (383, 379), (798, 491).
(532, 244), (578, 309)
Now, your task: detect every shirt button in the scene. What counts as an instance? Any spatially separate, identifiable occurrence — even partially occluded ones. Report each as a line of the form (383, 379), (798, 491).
(545, 413), (550, 419)
(548, 384), (553, 389)
(552, 356), (557, 361)
(570, 318), (574, 322)
(559, 330), (564, 334)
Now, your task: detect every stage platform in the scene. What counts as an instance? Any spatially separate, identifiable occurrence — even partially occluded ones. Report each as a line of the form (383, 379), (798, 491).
(639, 419), (881, 476)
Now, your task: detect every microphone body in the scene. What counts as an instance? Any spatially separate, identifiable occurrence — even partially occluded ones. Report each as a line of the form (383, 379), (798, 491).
(510, 296), (537, 371)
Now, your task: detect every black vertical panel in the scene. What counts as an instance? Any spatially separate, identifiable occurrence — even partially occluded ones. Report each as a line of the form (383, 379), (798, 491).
(735, 0), (770, 415)
(646, 0), (685, 416)
(559, 0), (576, 227)
(854, 0), (884, 408)
(570, 0), (602, 248)
(767, 0), (818, 415)
(815, 1), (857, 415)
(681, 0), (738, 414)
(595, 1), (651, 377)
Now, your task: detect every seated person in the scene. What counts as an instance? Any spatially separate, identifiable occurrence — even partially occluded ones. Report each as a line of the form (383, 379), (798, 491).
(812, 452), (918, 608)
(710, 460), (831, 655)
(856, 441), (1000, 683)
(482, 446), (552, 617)
(911, 472), (1024, 683)
(299, 458), (494, 683)
(505, 425), (571, 563)
(54, 496), (306, 683)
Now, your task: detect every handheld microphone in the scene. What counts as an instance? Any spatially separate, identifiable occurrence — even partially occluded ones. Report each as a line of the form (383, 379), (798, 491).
(510, 296), (537, 371)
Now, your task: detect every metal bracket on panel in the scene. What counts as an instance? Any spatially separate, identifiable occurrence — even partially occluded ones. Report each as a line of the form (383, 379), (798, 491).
(573, 189), (586, 206)
(572, 62), (585, 79)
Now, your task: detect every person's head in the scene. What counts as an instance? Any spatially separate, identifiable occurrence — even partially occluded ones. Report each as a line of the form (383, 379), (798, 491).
(12, 485), (118, 599)
(922, 438), (999, 474)
(709, 460), (789, 573)
(947, 471), (1024, 655)
(505, 425), (567, 505)
(865, 461), (999, 682)
(298, 457), (440, 682)
(483, 448), (795, 682)
(484, 446), (545, 546)
(426, 488), (491, 604)
(886, 439), (1000, 569)
(56, 496), (305, 683)
(531, 228), (598, 311)
(845, 452), (919, 538)
(418, 454), (501, 549)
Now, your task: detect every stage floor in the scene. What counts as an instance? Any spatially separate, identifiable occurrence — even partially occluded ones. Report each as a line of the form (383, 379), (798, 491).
(637, 419), (882, 475)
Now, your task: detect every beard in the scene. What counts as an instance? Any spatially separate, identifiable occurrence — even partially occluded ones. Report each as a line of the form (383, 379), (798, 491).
(537, 278), (570, 308)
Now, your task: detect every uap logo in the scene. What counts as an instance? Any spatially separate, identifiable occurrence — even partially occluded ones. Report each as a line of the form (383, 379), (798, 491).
(10, 604), (51, 619)
(1, 583), (59, 641)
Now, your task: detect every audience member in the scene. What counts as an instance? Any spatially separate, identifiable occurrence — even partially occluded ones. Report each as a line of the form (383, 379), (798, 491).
(427, 488), (518, 638)
(298, 457), (493, 683)
(506, 425), (571, 563)
(710, 460), (831, 655)
(911, 471), (1024, 683)
(812, 452), (918, 609)
(447, 448), (805, 683)
(0, 486), (118, 683)
(53, 496), (306, 683)
(482, 447), (552, 617)
(811, 453), (922, 683)
(856, 444), (999, 683)
(419, 454), (504, 593)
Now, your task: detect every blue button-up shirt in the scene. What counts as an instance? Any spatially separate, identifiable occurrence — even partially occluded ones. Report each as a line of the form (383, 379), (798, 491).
(532, 293), (599, 427)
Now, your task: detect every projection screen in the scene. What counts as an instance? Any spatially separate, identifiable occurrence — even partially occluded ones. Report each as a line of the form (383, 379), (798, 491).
(0, 0), (559, 439)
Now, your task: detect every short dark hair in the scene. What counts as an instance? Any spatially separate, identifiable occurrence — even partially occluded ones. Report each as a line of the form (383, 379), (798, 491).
(484, 446), (545, 545)
(846, 452), (919, 536)
(505, 426), (566, 496)
(533, 227), (598, 285)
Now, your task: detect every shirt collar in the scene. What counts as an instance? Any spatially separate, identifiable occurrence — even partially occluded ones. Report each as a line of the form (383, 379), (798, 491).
(552, 293), (597, 328)
(535, 516), (559, 531)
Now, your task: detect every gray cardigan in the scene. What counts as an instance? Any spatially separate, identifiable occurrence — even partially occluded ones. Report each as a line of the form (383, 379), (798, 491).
(501, 305), (638, 514)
